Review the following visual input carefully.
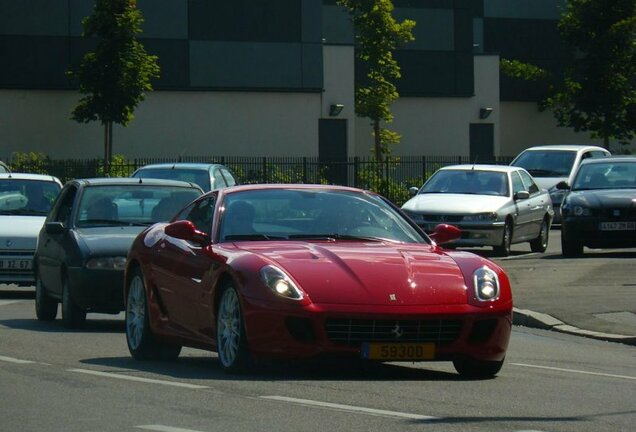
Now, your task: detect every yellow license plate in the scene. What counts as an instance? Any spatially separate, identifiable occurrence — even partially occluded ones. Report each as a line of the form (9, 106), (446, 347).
(361, 343), (435, 360)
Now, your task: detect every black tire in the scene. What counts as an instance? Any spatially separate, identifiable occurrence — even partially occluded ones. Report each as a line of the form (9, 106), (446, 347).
(453, 357), (504, 379)
(126, 268), (181, 361)
(493, 220), (512, 257)
(61, 278), (86, 329)
(561, 226), (583, 257)
(35, 275), (57, 321)
(216, 284), (251, 373)
(530, 217), (550, 253)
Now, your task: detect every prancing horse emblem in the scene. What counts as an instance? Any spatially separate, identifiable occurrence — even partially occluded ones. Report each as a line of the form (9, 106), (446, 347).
(391, 323), (404, 339)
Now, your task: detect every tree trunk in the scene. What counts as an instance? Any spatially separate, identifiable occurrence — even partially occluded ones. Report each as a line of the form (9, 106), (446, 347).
(373, 120), (382, 180)
(103, 121), (113, 176)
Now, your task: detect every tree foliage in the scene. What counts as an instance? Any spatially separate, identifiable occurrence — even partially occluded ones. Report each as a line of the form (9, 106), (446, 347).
(546, 0), (636, 148)
(500, 59), (549, 82)
(68, 0), (159, 172)
(337, 0), (415, 162)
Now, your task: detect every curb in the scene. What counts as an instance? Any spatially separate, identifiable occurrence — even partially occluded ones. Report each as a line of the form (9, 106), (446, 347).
(513, 308), (636, 346)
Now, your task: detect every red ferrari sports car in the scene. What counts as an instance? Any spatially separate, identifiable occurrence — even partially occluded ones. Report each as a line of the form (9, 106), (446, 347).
(124, 184), (512, 377)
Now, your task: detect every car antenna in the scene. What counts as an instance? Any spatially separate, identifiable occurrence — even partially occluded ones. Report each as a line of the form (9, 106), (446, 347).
(472, 155), (478, 170)
(138, 177), (143, 184)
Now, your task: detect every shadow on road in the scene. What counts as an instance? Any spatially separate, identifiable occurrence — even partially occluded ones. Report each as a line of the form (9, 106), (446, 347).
(0, 317), (125, 334)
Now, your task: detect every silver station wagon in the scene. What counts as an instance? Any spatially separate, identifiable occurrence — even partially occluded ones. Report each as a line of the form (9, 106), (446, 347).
(402, 165), (554, 256)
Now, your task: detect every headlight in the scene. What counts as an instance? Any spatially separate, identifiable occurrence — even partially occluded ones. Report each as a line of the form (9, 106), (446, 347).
(85, 257), (127, 270)
(260, 265), (304, 300)
(473, 266), (500, 301)
(572, 205), (590, 216)
(463, 212), (497, 222)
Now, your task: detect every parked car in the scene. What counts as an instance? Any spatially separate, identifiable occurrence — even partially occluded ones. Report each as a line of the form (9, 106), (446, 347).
(124, 184), (513, 378)
(34, 178), (203, 328)
(0, 173), (63, 286)
(401, 165), (554, 256)
(0, 160), (10, 173)
(132, 163), (238, 191)
(510, 145), (610, 222)
(558, 156), (636, 256)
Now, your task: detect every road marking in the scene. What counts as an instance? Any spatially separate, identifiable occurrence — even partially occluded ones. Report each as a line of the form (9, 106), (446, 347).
(260, 395), (438, 420)
(68, 369), (209, 389)
(0, 355), (36, 364)
(0, 300), (23, 306)
(136, 426), (206, 432)
(512, 363), (636, 381)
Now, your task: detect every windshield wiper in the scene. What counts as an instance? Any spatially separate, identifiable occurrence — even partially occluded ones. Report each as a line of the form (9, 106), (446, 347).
(288, 233), (383, 242)
(224, 234), (285, 241)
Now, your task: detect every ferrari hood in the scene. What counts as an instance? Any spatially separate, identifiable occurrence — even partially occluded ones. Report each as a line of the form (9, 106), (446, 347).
(75, 226), (146, 256)
(238, 241), (468, 306)
(402, 193), (508, 214)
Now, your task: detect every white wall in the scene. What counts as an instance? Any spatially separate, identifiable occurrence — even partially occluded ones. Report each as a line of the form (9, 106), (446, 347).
(0, 89), (322, 159)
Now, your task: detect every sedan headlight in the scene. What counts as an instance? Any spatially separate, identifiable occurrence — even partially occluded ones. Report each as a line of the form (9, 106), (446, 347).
(572, 205), (590, 216)
(260, 265), (304, 300)
(473, 266), (500, 301)
(85, 256), (127, 270)
(463, 212), (497, 222)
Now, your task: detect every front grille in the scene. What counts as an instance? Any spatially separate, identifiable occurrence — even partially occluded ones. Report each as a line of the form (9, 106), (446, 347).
(421, 215), (463, 223)
(597, 208), (636, 219)
(325, 319), (462, 346)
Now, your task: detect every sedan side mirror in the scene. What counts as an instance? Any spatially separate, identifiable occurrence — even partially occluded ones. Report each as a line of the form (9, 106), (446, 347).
(44, 222), (65, 235)
(556, 180), (570, 190)
(165, 220), (209, 245)
(429, 223), (461, 245)
(514, 190), (530, 200)
(408, 186), (419, 197)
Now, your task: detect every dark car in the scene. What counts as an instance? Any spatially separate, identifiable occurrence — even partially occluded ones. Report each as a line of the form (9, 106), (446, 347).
(558, 156), (636, 256)
(132, 163), (238, 191)
(124, 184), (512, 377)
(34, 178), (203, 328)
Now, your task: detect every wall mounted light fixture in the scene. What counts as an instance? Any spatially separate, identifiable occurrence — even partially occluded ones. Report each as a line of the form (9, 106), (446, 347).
(479, 107), (493, 119)
(329, 104), (344, 117)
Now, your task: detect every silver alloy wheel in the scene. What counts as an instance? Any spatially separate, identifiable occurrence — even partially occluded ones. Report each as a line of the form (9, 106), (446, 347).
(217, 288), (241, 368)
(126, 275), (146, 351)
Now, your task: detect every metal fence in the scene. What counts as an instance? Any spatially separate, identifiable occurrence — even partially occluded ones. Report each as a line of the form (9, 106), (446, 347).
(5, 154), (514, 205)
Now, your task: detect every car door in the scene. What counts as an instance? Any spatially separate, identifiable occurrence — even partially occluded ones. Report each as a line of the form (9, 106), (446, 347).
(152, 195), (217, 338)
(37, 184), (78, 296)
(510, 171), (534, 240)
(518, 170), (549, 240)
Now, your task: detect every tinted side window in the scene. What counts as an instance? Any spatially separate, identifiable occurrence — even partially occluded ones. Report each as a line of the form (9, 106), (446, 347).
(590, 151), (609, 158)
(511, 172), (526, 194)
(518, 171), (539, 194)
(51, 185), (78, 226)
(221, 168), (237, 186)
(183, 197), (215, 237)
(212, 169), (227, 189)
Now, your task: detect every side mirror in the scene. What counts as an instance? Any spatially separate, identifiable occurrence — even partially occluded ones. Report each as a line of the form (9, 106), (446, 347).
(556, 180), (570, 190)
(514, 190), (530, 200)
(44, 222), (65, 235)
(165, 220), (209, 245)
(408, 186), (419, 197)
(429, 224), (461, 245)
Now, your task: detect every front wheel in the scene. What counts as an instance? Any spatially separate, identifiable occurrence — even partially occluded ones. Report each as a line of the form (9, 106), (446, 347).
(493, 220), (512, 257)
(453, 357), (504, 379)
(530, 217), (550, 253)
(35, 276), (57, 321)
(216, 284), (250, 373)
(62, 278), (86, 329)
(126, 269), (181, 361)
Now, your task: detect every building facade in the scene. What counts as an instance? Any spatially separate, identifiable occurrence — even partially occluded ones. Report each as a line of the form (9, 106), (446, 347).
(0, 0), (628, 162)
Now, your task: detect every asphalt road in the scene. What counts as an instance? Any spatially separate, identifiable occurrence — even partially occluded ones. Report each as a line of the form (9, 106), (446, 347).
(1, 293), (635, 432)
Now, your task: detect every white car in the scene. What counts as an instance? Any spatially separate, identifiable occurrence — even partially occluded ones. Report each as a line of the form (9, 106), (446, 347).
(0, 173), (62, 286)
(510, 145), (610, 222)
(402, 165), (554, 256)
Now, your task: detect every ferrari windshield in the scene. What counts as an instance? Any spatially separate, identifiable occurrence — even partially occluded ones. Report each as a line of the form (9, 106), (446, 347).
(572, 161), (636, 190)
(220, 189), (426, 243)
(0, 179), (61, 215)
(419, 170), (509, 196)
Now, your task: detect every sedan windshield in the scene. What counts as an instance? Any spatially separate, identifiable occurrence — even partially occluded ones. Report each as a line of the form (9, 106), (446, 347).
(512, 150), (576, 177)
(76, 185), (201, 227)
(572, 162), (636, 190)
(219, 189), (426, 244)
(419, 170), (509, 196)
(0, 179), (61, 215)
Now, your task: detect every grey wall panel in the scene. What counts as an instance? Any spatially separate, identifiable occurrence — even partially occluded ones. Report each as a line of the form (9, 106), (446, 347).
(143, 39), (190, 88)
(190, 41), (303, 88)
(0, 0), (68, 36)
(394, 8), (454, 51)
(473, 18), (484, 52)
(138, 0), (188, 39)
(484, 0), (567, 19)
(0, 36), (70, 88)
(70, 0), (95, 36)
(302, 0), (322, 43)
(393, 51), (456, 96)
(301, 43), (323, 89)
(322, 5), (353, 45)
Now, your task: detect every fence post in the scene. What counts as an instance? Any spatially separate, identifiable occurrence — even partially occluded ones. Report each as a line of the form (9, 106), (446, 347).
(302, 157), (307, 183)
(262, 157), (267, 183)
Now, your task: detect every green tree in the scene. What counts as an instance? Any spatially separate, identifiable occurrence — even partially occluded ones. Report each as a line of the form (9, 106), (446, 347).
(337, 0), (415, 163)
(68, 0), (159, 174)
(546, 0), (636, 149)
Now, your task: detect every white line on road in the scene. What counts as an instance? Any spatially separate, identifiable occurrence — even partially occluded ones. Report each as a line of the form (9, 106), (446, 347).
(68, 369), (209, 389)
(260, 395), (438, 420)
(0, 300), (23, 306)
(0, 355), (36, 364)
(136, 426), (206, 432)
(512, 363), (636, 381)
